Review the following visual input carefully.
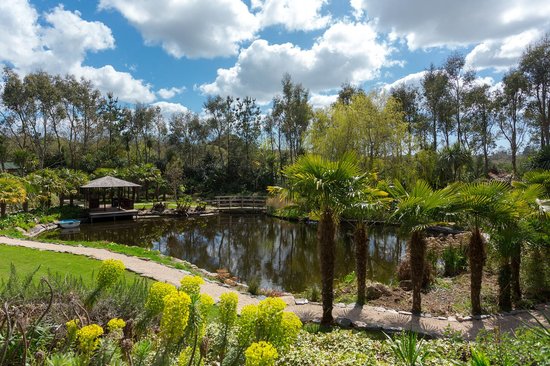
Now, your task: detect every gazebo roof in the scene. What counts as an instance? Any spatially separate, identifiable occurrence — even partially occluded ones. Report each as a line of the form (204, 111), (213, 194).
(81, 175), (141, 189)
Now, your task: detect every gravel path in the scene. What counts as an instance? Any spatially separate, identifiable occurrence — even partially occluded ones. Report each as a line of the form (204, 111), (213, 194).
(1, 236), (548, 340)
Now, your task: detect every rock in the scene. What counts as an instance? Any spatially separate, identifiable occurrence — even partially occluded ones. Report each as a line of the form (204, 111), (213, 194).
(423, 313), (433, 318)
(373, 306), (386, 312)
(294, 298), (308, 305)
(347, 303), (357, 308)
(257, 295), (267, 301)
(447, 316), (457, 322)
(398, 310), (412, 316)
(387, 309), (399, 314)
(399, 280), (413, 291)
(353, 321), (368, 329)
(335, 317), (352, 328)
(335, 303), (346, 308)
(458, 316), (472, 322)
(366, 284), (385, 300)
(224, 279), (237, 286)
(436, 316), (447, 320)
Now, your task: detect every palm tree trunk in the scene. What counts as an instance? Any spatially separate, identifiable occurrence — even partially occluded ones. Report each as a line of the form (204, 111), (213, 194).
(511, 245), (522, 304)
(410, 230), (425, 315)
(498, 256), (512, 311)
(319, 209), (336, 325)
(469, 227), (485, 315)
(355, 223), (368, 306)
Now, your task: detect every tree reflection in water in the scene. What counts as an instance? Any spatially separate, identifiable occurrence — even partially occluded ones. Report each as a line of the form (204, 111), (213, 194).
(41, 214), (406, 292)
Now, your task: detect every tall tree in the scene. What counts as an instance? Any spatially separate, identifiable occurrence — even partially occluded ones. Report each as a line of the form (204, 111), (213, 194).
(422, 64), (450, 151)
(444, 52), (476, 148)
(497, 69), (530, 176)
(520, 34), (550, 147)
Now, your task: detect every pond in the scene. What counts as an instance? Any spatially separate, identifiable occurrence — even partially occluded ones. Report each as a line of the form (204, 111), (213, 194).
(40, 214), (407, 293)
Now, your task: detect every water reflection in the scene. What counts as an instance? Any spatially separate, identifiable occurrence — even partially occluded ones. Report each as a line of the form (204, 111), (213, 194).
(40, 214), (406, 292)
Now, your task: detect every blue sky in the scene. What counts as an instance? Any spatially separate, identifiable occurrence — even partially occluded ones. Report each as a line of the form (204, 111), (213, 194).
(1, 0), (549, 114)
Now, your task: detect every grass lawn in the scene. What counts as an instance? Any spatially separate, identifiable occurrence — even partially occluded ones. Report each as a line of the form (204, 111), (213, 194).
(0, 244), (148, 287)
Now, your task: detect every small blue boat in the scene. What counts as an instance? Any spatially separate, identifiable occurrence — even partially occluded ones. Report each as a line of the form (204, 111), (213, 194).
(58, 219), (81, 229)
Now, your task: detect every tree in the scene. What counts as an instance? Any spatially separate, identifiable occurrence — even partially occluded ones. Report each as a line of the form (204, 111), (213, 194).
(390, 180), (454, 314)
(422, 65), (450, 151)
(270, 153), (365, 325)
(444, 52), (476, 148)
(454, 181), (515, 315)
(165, 157), (184, 199)
(0, 174), (26, 216)
(520, 34), (550, 148)
(497, 69), (530, 176)
(391, 84), (422, 154)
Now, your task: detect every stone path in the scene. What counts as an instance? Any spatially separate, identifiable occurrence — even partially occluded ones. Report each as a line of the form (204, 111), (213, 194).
(1, 236), (548, 340)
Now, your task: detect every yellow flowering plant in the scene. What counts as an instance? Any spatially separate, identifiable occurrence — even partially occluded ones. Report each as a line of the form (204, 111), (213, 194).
(160, 291), (191, 344)
(179, 275), (204, 295)
(65, 319), (80, 345)
(245, 341), (278, 366)
(76, 324), (104, 355)
(107, 318), (126, 332)
(145, 281), (178, 315)
(97, 259), (125, 289)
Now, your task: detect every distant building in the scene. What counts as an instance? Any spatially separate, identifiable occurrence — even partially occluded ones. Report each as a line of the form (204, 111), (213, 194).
(1, 162), (20, 175)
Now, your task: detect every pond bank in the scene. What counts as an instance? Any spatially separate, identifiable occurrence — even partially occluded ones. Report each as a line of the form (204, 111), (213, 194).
(1, 235), (548, 341)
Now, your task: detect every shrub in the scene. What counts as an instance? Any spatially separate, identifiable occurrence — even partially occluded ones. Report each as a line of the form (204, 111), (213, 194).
(247, 276), (261, 295)
(160, 291), (191, 344)
(107, 318), (126, 332)
(245, 341), (278, 366)
(145, 281), (178, 315)
(97, 259), (125, 289)
(76, 324), (104, 355)
(441, 244), (468, 277)
(180, 275), (204, 296)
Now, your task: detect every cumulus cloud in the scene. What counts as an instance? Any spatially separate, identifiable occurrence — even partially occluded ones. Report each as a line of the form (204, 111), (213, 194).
(383, 71), (427, 92)
(309, 93), (338, 109)
(200, 21), (393, 102)
(98, 0), (258, 58)
(252, 0), (331, 31)
(352, 0), (550, 50)
(151, 101), (190, 118)
(0, 1), (156, 103)
(465, 29), (543, 71)
(157, 86), (186, 100)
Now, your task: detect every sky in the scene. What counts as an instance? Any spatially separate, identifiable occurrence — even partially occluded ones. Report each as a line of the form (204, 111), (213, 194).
(0, 0), (549, 115)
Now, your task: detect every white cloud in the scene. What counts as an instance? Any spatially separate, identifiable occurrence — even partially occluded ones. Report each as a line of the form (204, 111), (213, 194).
(157, 86), (185, 100)
(309, 93), (338, 109)
(252, 0), (331, 31)
(152, 101), (189, 117)
(99, 0), (258, 59)
(383, 71), (426, 92)
(465, 29), (543, 71)
(353, 0), (550, 50)
(200, 21), (393, 102)
(0, 1), (156, 103)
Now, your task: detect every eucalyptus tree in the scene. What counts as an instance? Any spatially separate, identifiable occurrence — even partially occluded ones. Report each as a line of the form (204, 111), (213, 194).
(270, 153), (366, 325)
(389, 180), (454, 314)
(444, 52), (476, 148)
(520, 34), (550, 148)
(497, 69), (530, 176)
(391, 84), (422, 154)
(422, 64), (450, 151)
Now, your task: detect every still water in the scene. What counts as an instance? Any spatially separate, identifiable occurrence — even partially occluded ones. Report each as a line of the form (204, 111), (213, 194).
(40, 214), (406, 293)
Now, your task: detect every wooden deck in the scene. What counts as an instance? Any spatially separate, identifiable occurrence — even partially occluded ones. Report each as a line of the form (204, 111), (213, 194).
(89, 207), (138, 222)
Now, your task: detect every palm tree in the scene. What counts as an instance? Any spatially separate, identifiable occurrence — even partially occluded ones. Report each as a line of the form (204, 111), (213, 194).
(345, 184), (390, 305)
(454, 181), (514, 315)
(0, 174), (27, 217)
(390, 180), (454, 315)
(269, 153), (365, 325)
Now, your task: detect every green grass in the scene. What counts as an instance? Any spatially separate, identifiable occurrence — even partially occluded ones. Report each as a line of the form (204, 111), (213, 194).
(0, 244), (147, 286)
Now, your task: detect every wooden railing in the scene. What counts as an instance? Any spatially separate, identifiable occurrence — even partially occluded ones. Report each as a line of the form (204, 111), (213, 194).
(209, 196), (267, 210)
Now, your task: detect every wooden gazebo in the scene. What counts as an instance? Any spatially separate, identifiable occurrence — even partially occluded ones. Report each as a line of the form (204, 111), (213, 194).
(81, 176), (141, 222)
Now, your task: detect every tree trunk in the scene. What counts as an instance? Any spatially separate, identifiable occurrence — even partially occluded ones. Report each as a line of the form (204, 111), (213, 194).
(0, 203), (6, 217)
(319, 209), (336, 325)
(498, 256), (512, 312)
(511, 245), (522, 304)
(355, 223), (368, 306)
(59, 193), (64, 208)
(469, 227), (485, 315)
(410, 230), (425, 315)
(23, 201), (29, 212)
